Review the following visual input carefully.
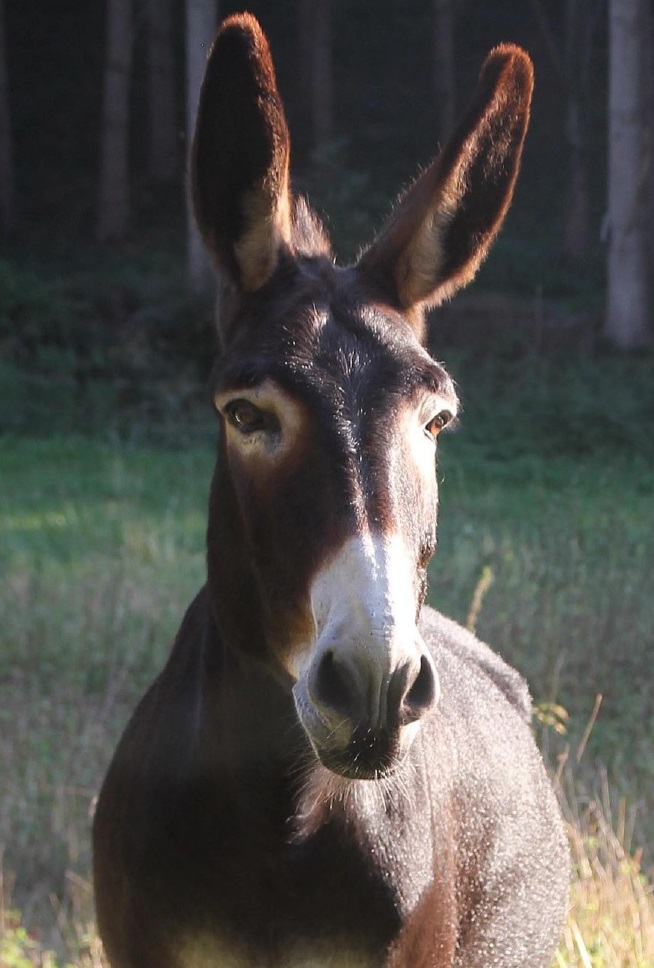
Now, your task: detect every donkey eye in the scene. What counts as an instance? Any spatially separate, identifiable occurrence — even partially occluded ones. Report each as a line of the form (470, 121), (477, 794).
(224, 399), (267, 434)
(425, 410), (453, 439)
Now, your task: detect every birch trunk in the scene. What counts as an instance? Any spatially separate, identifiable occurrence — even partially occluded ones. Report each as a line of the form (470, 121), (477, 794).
(527, 0), (594, 261)
(562, 0), (593, 260)
(311, 0), (332, 151)
(147, 0), (179, 184)
(186, 0), (217, 290)
(641, 0), (654, 279)
(433, 0), (455, 144)
(296, 0), (333, 153)
(605, 0), (651, 348)
(564, 100), (590, 259)
(97, 0), (133, 242)
(296, 0), (312, 147)
(0, 0), (14, 237)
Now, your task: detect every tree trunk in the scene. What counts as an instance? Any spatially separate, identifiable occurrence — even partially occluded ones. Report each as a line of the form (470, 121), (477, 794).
(0, 0), (14, 238)
(147, 0), (179, 184)
(296, 0), (332, 154)
(605, 0), (651, 348)
(564, 98), (590, 260)
(311, 0), (332, 151)
(641, 0), (654, 278)
(97, 0), (134, 242)
(562, 0), (593, 260)
(296, 0), (313, 148)
(186, 0), (217, 290)
(433, 0), (456, 144)
(527, 0), (594, 262)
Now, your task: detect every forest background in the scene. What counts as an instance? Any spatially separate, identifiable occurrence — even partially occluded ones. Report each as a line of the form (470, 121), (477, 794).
(1, 0), (654, 965)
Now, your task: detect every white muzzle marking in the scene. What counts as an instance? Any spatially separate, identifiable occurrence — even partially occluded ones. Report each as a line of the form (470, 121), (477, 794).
(286, 532), (420, 683)
(291, 532), (438, 734)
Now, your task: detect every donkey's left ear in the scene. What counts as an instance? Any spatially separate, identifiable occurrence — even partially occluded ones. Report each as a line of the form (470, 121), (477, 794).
(359, 45), (533, 327)
(190, 14), (292, 292)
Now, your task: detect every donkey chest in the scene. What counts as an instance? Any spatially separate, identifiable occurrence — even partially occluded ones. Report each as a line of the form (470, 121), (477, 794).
(184, 831), (401, 955)
(143, 799), (405, 968)
(178, 935), (381, 968)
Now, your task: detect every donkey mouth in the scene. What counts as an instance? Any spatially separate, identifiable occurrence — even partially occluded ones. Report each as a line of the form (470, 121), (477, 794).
(293, 688), (404, 779)
(316, 730), (401, 780)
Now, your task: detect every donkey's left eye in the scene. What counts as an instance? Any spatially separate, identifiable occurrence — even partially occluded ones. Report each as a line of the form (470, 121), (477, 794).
(425, 411), (453, 439)
(225, 399), (268, 434)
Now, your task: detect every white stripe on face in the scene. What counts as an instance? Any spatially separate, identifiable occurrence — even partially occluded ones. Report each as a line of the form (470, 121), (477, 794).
(288, 531), (422, 688)
(290, 529), (439, 770)
(281, 388), (452, 686)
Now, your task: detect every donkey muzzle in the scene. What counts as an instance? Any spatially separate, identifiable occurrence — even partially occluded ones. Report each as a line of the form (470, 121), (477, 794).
(293, 632), (439, 779)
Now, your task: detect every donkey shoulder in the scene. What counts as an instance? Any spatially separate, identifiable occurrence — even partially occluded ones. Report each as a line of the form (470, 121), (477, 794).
(418, 605), (532, 723)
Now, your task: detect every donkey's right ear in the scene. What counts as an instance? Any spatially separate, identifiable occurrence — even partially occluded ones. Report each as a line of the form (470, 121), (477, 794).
(190, 14), (292, 292)
(359, 45), (533, 334)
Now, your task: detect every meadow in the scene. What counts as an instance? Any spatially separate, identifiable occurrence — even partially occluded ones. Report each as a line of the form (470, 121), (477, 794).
(1, 334), (653, 966)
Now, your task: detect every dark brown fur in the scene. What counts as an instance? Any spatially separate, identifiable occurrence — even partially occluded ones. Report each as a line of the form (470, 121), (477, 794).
(94, 15), (568, 968)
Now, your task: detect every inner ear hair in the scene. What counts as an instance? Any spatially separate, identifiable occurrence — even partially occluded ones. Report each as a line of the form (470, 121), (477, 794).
(190, 13), (293, 291)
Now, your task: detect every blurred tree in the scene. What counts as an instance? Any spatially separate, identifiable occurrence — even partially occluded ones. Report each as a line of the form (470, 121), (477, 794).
(562, 0), (596, 261)
(186, 0), (218, 290)
(147, 0), (179, 184)
(97, 0), (134, 241)
(641, 0), (654, 279)
(605, 0), (651, 348)
(296, 0), (333, 153)
(433, 0), (456, 144)
(0, 0), (14, 238)
(527, 0), (600, 261)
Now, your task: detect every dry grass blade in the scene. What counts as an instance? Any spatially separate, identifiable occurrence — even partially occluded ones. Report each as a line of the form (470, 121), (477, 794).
(556, 766), (654, 967)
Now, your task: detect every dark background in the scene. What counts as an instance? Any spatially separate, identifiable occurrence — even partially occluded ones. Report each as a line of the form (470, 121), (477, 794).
(4, 0), (606, 282)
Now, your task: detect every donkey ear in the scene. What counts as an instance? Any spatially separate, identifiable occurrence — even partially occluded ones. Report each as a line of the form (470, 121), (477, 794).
(359, 45), (533, 322)
(190, 14), (292, 291)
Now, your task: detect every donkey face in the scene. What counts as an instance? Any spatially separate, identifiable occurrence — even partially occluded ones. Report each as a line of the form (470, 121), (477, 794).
(209, 267), (457, 777)
(192, 15), (533, 779)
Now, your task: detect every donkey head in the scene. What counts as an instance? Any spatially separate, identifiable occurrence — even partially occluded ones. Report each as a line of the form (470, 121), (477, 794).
(192, 14), (533, 779)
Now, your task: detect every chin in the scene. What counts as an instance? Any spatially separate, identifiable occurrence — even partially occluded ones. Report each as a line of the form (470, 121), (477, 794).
(316, 744), (400, 781)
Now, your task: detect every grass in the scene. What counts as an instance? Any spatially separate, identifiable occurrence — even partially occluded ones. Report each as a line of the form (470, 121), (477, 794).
(0, 343), (653, 964)
(557, 769), (654, 967)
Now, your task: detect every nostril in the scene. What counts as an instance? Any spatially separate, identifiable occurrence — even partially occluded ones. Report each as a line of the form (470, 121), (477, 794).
(311, 649), (357, 717)
(403, 654), (437, 720)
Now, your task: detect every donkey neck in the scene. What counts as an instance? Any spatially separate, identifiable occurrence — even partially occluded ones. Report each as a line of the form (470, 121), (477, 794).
(214, 642), (307, 775)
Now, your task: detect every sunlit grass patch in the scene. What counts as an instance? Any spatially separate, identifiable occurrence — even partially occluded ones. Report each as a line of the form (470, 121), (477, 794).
(1, 866), (106, 967)
(555, 772), (654, 968)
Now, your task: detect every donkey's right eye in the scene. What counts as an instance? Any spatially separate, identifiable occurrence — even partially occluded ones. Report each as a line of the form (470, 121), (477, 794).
(224, 399), (268, 434)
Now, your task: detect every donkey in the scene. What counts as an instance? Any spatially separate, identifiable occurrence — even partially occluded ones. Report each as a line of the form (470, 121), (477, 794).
(93, 13), (569, 968)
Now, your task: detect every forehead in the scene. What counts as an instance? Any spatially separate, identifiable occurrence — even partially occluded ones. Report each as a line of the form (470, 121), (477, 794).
(214, 261), (457, 407)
